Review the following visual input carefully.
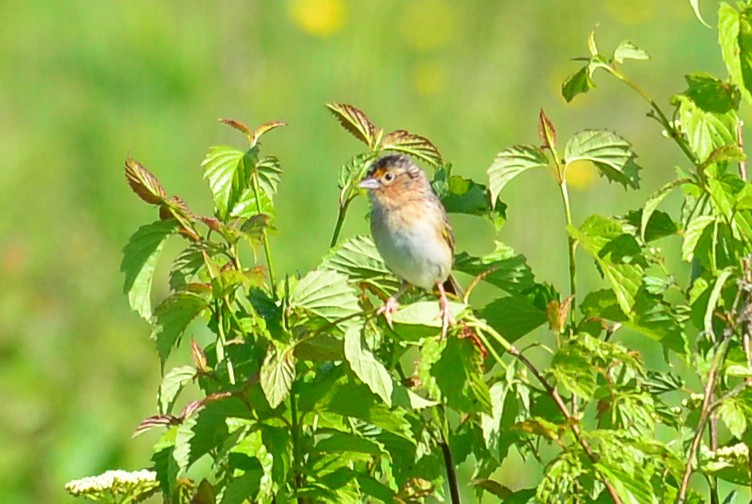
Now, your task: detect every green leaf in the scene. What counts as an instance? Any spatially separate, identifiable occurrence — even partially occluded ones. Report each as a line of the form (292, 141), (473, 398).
(230, 185), (275, 219)
(718, 398), (747, 438)
(158, 365), (196, 414)
(624, 209), (679, 243)
(381, 129), (443, 167)
(151, 292), (208, 365)
(201, 145), (245, 219)
(260, 345), (295, 409)
(640, 178), (690, 241)
(151, 429), (179, 497)
(430, 337), (492, 414)
(344, 325), (394, 407)
(454, 242), (537, 294)
(478, 295), (547, 343)
(613, 41), (650, 63)
(222, 470), (263, 504)
(486, 145), (549, 205)
(595, 462), (658, 504)
(314, 431), (385, 455)
(564, 130), (640, 189)
(254, 156), (282, 199)
(326, 103), (377, 148)
(321, 235), (392, 283)
(569, 215), (643, 314)
(169, 243), (208, 291)
(390, 300), (467, 328)
(433, 166), (506, 230)
(672, 88), (738, 162)
(682, 215), (716, 262)
(550, 344), (596, 400)
(121, 220), (178, 320)
(290, 269), (361, 324)
(562, 64), (596, 102)
(719, 3), (752, 104)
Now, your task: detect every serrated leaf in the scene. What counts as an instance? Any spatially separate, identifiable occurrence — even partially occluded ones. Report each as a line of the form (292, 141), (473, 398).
(125, 158), (167, 205)
(673, 93), (738, 163)
(314, 431), (385, 455)
(201, 145), (245, 219)
(564, 130), (640, 189)
(479, 295), (547, 342)
(290, 270), (361, 323)
(550, 345), (596, 400)
(595, 462), (659, 504)
(718, 398), (747, 438)
(231, 185), (275, 219)
(326, 103), (376, 148)
(487, 145), (549, 205)
(260, 345), (295, 409)
(430, 337), (492, 414)
(640, 178), (690, 241)
(613, 40), (650, 63)
(381, 129), (442, 167)
(562, 64), (596, 102)
(454, 241), (537, 294)
(433, 167), (506, 230)
(255, 155), (282, 199)
(250, 120), (286, 147)
(344, 325), (394, 406)
(719, 3), (752, 104)
(568, 215), (643, 314)
(169, 244), (207, 291)
(159, 365), (196, 414)
(321, 235), (391, 282)
(151, 291), (208, 365)
(682, 215), (716, 262)
(121, 220), (178, 319)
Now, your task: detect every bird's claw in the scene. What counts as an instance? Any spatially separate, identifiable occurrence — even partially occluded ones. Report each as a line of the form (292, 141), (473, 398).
(439, 293), (454, 339)
(377, 297), (400, 329)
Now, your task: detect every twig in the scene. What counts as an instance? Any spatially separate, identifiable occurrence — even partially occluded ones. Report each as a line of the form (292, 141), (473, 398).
(676, 338), (730, 504)
(471, 321), (622, 504)
(737, 119), (747, 182)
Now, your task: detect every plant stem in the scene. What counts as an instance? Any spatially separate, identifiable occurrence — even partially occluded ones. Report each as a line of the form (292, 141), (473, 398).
(439, 436), (461, 504)
(559, 179), (577, 325)
(250, 168), (277, 298)
(330, 199), (352, 248)
(290, 384), (304, 504)
(471, 320), (622, 504)
(676, 338), (730, 504)
(606, 67), (699, 167)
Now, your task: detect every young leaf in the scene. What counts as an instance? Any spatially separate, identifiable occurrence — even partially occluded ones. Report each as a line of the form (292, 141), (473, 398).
(344, 325), (394, 406)
(381, 129), (442, 167)
(568, 215), (643, 314)
(550, 344), (596, 400)
(201, 145), (245, 219)
(564, 130), (640, 189)
(640, 178), (691, 241)
(538, 108), (557, 149)
(562, 64), (596, 103)
(169, 243), (207, 291)
(151, 292), (208, 365)
(158, 365), (196, 414)
(219, 118), (254, 142)
(290, 269), (361, 323)
(326, 103), (377, 148)
(487, 145), (549, 205)
(121, 220), (178, 319)
(125, 158), (167, 205)
(718, 398), (747, 438)
(249, 121), (286, 148)
(613, 41), (650, 64)
(260, 345), (296, 409)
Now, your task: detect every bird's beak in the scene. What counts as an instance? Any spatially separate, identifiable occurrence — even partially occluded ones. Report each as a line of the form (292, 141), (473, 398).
(357, 177), (380, 190)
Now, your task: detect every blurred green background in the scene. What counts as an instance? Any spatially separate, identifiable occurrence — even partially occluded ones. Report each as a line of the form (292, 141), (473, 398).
(0, 0), (736, 501)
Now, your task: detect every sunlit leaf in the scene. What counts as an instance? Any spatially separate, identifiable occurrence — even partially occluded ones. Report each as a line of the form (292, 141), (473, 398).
(382, 129), (442, 167)
(682, 215), (716, 262)
(564, 130), (640, 189)
(454, 242), (537, 294)
(125, 158), (167, 205)
(151, 291), (208, 365)
(290, 269), (361, 324)
(718, 398), (747, 438)
(321, 235), (392, 283)
(487, 145), (549, 205)
(250, 120), (286, 148)
(433, 166), (506, 230)
(562, 64), (596, 102)
(479, 295), (547, 343)
(121, 220), (178, 320)
(201, 145), (245, 219)
(260, 345), (296, 409)
(344, 325), (394, 407)
(326, 103), (377, 148)
(613, 40), (650, 63)
(640, 178), (691, 241)
(550, 344), (596, 400)
(719, 3), (752, 104)
(158, 365), (196, 414)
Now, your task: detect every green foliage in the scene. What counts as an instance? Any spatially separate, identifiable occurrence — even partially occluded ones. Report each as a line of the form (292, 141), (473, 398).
(77, 7), (752, 503)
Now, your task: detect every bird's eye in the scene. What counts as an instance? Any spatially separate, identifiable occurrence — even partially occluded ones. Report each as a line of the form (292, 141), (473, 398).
(383, 172), (395, 183)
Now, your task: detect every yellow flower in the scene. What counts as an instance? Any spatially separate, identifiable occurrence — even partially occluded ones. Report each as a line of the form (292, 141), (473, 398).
(287, 0), (346, 37)
(400, 0), (456, 52)
(412, 61), (447, 96)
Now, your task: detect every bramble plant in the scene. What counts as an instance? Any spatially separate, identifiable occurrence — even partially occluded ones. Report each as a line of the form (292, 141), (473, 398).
(66, 3), (752, 503)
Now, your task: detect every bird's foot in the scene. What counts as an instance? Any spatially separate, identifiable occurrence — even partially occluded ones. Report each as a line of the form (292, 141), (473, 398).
(377, 296), (400, 329)
(438, 285), (455, 339)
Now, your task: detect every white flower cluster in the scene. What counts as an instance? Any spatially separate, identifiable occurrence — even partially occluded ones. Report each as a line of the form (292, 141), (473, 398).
(65, 469), (158, 500)
(701, 443), (750, 473)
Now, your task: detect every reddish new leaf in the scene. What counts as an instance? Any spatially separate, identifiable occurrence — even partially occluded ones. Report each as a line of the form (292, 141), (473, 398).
(125, 158), (167, 205)
(326, 103), (376, 148)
